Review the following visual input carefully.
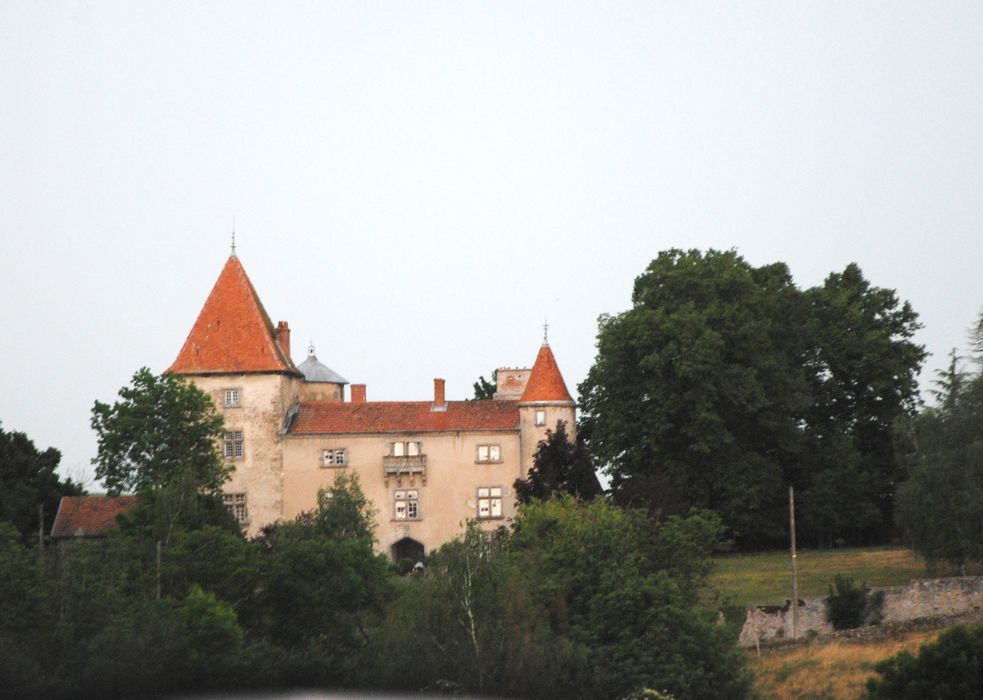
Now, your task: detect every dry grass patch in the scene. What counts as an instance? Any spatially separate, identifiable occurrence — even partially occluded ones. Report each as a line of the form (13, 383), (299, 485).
(749, 630), (941, 700)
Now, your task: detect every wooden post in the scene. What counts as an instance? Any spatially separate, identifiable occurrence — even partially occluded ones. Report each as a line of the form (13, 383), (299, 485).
(156, 540), (162, 601)
(789, 485), (799, 641)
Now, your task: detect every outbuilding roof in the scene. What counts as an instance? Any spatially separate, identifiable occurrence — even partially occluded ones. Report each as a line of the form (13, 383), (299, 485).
(51, 495), (137, 539)
(168, 255), (299, 375)
(290, 400), (519, 434)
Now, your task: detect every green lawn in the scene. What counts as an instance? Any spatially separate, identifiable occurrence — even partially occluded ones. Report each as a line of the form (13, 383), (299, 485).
(707, 547), (928, 608)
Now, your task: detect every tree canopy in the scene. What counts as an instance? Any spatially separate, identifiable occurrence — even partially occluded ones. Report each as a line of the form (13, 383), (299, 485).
(579, 249), (924, 546)
(91, 368), (229, 496)
(0, 422), (83, 540)
(514, 420), (602, 504)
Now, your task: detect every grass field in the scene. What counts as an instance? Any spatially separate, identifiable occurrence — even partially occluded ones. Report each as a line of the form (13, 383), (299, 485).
(748, 629), (943, 699)
(707, 547), (928, 609)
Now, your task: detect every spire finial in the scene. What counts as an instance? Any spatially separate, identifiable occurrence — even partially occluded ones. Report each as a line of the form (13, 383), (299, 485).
(231, 216), (237, 257)
(308, 340), (315, 356)
(543, 317), (550, 344)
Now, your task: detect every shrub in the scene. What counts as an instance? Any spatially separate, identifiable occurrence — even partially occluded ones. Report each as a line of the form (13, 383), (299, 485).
(825, 575), (884, 630)
(865, 624), (983, 699)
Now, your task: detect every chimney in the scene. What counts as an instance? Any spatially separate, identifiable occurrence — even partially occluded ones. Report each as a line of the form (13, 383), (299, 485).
(274, 321), (291, 363)
(433, 378), (446, 411)
(351, 384), (366, 404)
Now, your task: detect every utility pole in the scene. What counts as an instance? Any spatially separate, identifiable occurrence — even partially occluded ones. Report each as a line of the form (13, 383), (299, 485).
(789, 485), (799, 640)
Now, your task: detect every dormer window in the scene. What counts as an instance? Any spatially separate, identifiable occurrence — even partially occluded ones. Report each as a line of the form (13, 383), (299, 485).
(224, 388), (241, 408)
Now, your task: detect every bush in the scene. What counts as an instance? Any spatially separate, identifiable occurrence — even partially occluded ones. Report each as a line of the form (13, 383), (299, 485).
(865, 624), (983, 699)
(825, 574), (884, 630)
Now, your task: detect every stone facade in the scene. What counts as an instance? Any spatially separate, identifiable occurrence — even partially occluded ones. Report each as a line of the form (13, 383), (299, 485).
(739, 576), (983, 647)
(168, 254), (577, 559)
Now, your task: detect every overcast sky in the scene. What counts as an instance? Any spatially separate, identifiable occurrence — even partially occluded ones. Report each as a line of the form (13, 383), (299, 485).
(3, 2), (982, 487)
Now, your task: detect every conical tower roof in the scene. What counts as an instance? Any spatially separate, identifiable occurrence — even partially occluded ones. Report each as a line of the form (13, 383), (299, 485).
(168, 255), (298, 375)
(519, 343), (574, 404)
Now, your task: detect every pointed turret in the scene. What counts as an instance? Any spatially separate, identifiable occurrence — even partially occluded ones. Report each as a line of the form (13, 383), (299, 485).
(168, 255), (299, 375)
(519, 343), (574, 405)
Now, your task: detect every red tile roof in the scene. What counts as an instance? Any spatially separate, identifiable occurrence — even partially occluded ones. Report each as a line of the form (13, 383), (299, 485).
(290, 400), (520, 434)
(519, 343), (574, 403)
(51, 496), (137, 539)
(168, 255), (298, 375)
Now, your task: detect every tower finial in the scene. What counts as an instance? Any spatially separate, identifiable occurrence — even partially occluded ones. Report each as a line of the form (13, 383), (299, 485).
(543, 317), (549, 344)
(231, 216), (237, 257)
(308, 340), (315, 356)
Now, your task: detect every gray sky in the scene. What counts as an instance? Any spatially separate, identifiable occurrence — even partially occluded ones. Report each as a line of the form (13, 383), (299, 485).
(3, 2), (982, 487)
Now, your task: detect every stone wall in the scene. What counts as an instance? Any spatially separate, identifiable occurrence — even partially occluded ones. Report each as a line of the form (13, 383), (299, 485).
(739, 576), (983, 647)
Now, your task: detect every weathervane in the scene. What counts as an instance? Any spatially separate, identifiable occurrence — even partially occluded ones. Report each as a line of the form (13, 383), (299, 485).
(309, 340), (316, 356)
(543, 317), (549, 344)
(231, 216), (237, 256)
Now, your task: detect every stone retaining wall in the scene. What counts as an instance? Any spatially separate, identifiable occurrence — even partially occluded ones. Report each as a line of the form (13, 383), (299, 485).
(739, 576), (983, 647)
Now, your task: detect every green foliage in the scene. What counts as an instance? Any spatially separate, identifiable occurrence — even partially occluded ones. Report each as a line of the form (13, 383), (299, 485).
(368, 498), (749, 699)
(825, 575), (884, 630)
(514, 420), (603, 504)
(472, 369), (498, 400)
(579, 249), (924, 547)
(91, 367), (229, 496)
(0, 422), (83, 540)
(865, 624), (983, 699)
(896, 315), (983, 571)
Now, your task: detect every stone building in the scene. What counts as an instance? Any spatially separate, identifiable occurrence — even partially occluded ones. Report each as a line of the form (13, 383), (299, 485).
(167, 252), (576, 559)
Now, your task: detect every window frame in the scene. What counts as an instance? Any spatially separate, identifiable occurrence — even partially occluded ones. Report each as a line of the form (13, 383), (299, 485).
(476, 486), (504, 520)
(321, 448), (348, 467)
(222, 492), (249, 525)
(393, 488), (421, 520)
(223, 388), (241, 408)
(223, 430), (244, 459)
(475, 444), (502, 463)
(534, 410), (546, 427)
(391, 441), (421, 457)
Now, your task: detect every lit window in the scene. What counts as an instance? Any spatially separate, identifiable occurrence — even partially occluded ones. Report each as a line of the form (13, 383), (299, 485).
(477, 487), (503, 519)
(222, 492), (248, 525)
(224, 388), (241, 408)
(321, 448), (348, 467)
(394, 489), (420, 519)
(223, 431), (243, 458)
(534, 410), (546, 427)
(476, 445), (501, 463)
(392, 441), (421, 457)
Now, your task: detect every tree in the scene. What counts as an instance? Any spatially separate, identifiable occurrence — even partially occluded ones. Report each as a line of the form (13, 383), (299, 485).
(91, 368), (230, 544)
(896, 319), (983, 571)
(471, 370), (497, 400)
(514, 421), (602, 503)
(0, 422), (83, 540)
(865, 624), (983, 699)
(579, 249), (924, 546)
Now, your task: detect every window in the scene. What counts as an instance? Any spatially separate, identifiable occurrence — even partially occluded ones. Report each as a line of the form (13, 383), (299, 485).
(223, 431), (243, 458)
(321, 448), (348, 467)
(477, 487), (503, 519)
(222, 492), (248, 525)
(394, 489), (420, 520)
(392, 441), (421, 457)
(534, 410), (546, 427)
(476, 444), (501, 463)
(223, 388), (241, 408)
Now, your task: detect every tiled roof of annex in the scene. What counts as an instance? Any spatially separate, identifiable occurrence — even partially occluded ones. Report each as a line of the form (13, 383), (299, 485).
(290, 400), (520, 435)
(519, 343), (574, 404)
(168, 255), (298, 375)
(51, 495), (137, 539)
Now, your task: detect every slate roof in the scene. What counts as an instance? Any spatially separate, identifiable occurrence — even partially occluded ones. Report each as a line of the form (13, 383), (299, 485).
(168, 255), (299, 375)
(519, 343), (574, 404)
(290, 400), (520, 434)
(296, 351), (349, 384)
(51, 495), (137, 539)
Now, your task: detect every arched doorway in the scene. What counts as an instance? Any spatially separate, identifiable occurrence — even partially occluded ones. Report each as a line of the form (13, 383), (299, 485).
(391, 536), (425, 563)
